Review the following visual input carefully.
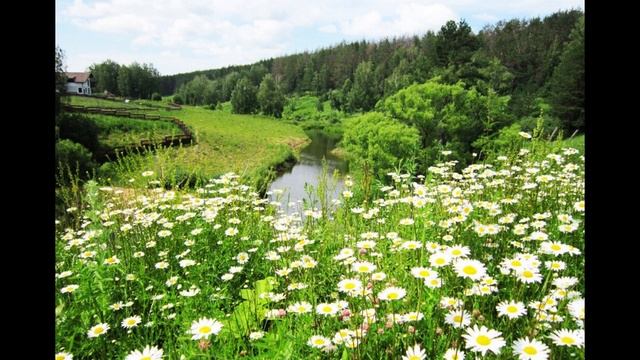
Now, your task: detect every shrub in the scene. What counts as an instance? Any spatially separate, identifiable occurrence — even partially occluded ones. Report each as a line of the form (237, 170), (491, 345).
(58, 113), (100, 153)
(56, 139), (96, 181)
(151, 92), (162, 101)
(173, 94), (184, 105)
(342, 112), (420, 180)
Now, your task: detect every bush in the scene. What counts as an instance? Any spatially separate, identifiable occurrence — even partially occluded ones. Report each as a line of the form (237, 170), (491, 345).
(173, 94), (184, 105)
(56, 139), (96, 181)
(151, 92), (162, 101)
(342, 112), (420, 180)
(58, 113), (100, 153)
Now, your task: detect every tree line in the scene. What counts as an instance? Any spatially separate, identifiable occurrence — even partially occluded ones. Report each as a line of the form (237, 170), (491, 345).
(157, 9), (583, 132)
(89, 60), (161, 100)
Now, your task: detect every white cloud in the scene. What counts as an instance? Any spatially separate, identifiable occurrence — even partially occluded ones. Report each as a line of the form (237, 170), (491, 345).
(58, 0), (584, 74)
(318, 24), (338, 33)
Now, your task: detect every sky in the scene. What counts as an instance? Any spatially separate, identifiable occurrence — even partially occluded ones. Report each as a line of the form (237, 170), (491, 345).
(56, 0), (584, 76)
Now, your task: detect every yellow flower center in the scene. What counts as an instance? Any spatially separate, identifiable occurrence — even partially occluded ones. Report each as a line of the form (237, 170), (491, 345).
(523, 271), (533, 278)
(507, 305), (518, 313)
(561, 336), (575, 344)
(452, 249), (461, 255)
(511, 260), (521, 267)
(358, 266), (368, 272)
(298, 306), (306, 312)
(453, 315), (462, 323)
(408, 356), (421, 360)
(199, 326), (212, 334)
(419, 270), (430, 277)
(523, 346), (538, 355)
(345, 283), (356, 290)
(477, 335), (491, 346)
(127, 319), (136, 325)
(436, 258), (445, 265)
(463, 266), (477, 275)
(323, 306), (333, 313)
(314, 339), (325, 345)
(140, 357), (152, 360)
(56, 356), (65, 360)
(551, 244), (562, 251)
(94, 326), (104, 334)
(388, 293), (398, 299)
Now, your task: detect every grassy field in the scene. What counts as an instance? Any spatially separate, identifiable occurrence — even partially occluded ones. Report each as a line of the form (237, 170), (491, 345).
(55, 141), (584, 359)
(86, 114), (183, 148)
(282, 94), (345, 139)
(67, 96), (309, 187)
(560, 135), (584, 153)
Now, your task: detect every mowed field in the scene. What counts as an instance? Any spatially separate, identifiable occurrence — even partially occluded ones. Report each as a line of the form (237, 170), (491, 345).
(67, 96), (309, 183)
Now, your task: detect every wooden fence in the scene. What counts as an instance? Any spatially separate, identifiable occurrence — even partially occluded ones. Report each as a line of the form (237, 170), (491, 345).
(63, 104), (194, 161)
(68, 94), (182, 111)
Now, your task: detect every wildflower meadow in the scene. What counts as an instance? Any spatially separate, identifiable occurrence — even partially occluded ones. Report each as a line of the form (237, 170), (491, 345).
(55, 142), (585, 359)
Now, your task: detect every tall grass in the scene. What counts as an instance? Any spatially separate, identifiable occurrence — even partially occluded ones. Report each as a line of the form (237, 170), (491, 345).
(55, 138), (584, 359)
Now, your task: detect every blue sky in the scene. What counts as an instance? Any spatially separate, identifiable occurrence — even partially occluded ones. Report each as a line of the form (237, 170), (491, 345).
(56, 0), (584, 75)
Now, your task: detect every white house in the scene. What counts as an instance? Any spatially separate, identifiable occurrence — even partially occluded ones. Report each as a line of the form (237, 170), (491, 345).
(65, 72), (93, 95)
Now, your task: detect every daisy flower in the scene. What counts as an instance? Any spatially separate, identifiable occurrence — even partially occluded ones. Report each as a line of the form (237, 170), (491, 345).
(316, 303), (339, 316)
(402, 343), (426, 360)
(444, 310), (471, 328)
(512, 337), (550, 360)
(548, 329), (584, 347)
(87, 323), (110, 338)
(189, 318), (223, 340)
(454, 259), (487, 281)
(448, 245), (471, 258)
(55, 352), (73, 360)
(121, 315), (142, 329)
(333, 329), (356, 345)
(308, 335), (332, 349)
(378, 286), (406, 301)
(516, 269), (543, 284)
(125, 345), (163, 360)
(60, 284), (79, 293)
(443, 348), (465, 360)
(429, 252), (452, 267)
(462, 325), (506, 356)
(496, 300), (527, 319)
(337, 279), (363, 293)
(371, 272), (387, 281)
(287, 301), (312, 314)
(402, 312), (424, 322)
(351, 261), (377, 274)
(103, 256), (120, 265)
(568, 298), (585, 320)
(225, 227), (238, 236)
(411, 267), (437, 280)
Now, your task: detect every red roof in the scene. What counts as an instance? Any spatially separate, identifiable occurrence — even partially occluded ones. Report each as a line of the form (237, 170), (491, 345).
(66, 72), (92, 83)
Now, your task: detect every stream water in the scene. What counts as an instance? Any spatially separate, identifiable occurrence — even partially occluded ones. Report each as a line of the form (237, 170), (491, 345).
(267, 130), (347, 214)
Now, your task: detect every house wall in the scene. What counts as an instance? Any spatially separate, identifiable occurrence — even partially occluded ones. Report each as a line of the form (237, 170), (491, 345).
(65, 81), (92, 95)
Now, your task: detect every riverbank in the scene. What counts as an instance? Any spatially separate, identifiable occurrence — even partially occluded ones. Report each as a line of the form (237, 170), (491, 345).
(68, 96), (309, 187)
(267, 129), (347, 213)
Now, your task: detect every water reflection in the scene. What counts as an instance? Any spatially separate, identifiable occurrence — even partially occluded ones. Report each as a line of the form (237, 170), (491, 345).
(267, 130), (347, 214)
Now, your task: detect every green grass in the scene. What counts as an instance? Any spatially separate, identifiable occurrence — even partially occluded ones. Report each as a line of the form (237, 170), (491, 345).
(64, 96), (309, 187)
(86, 114), (183, 148)
(68, 95), (160, 109)
(282, 94), (345, 139)
(55, 143), (585, 359)
(560, 134), (584, 152)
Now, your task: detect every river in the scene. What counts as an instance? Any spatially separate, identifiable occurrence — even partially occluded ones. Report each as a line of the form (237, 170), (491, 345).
(267, 130), (347, 214)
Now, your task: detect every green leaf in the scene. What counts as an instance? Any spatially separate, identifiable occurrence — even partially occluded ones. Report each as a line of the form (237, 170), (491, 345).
(55, 303), (64, 317)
